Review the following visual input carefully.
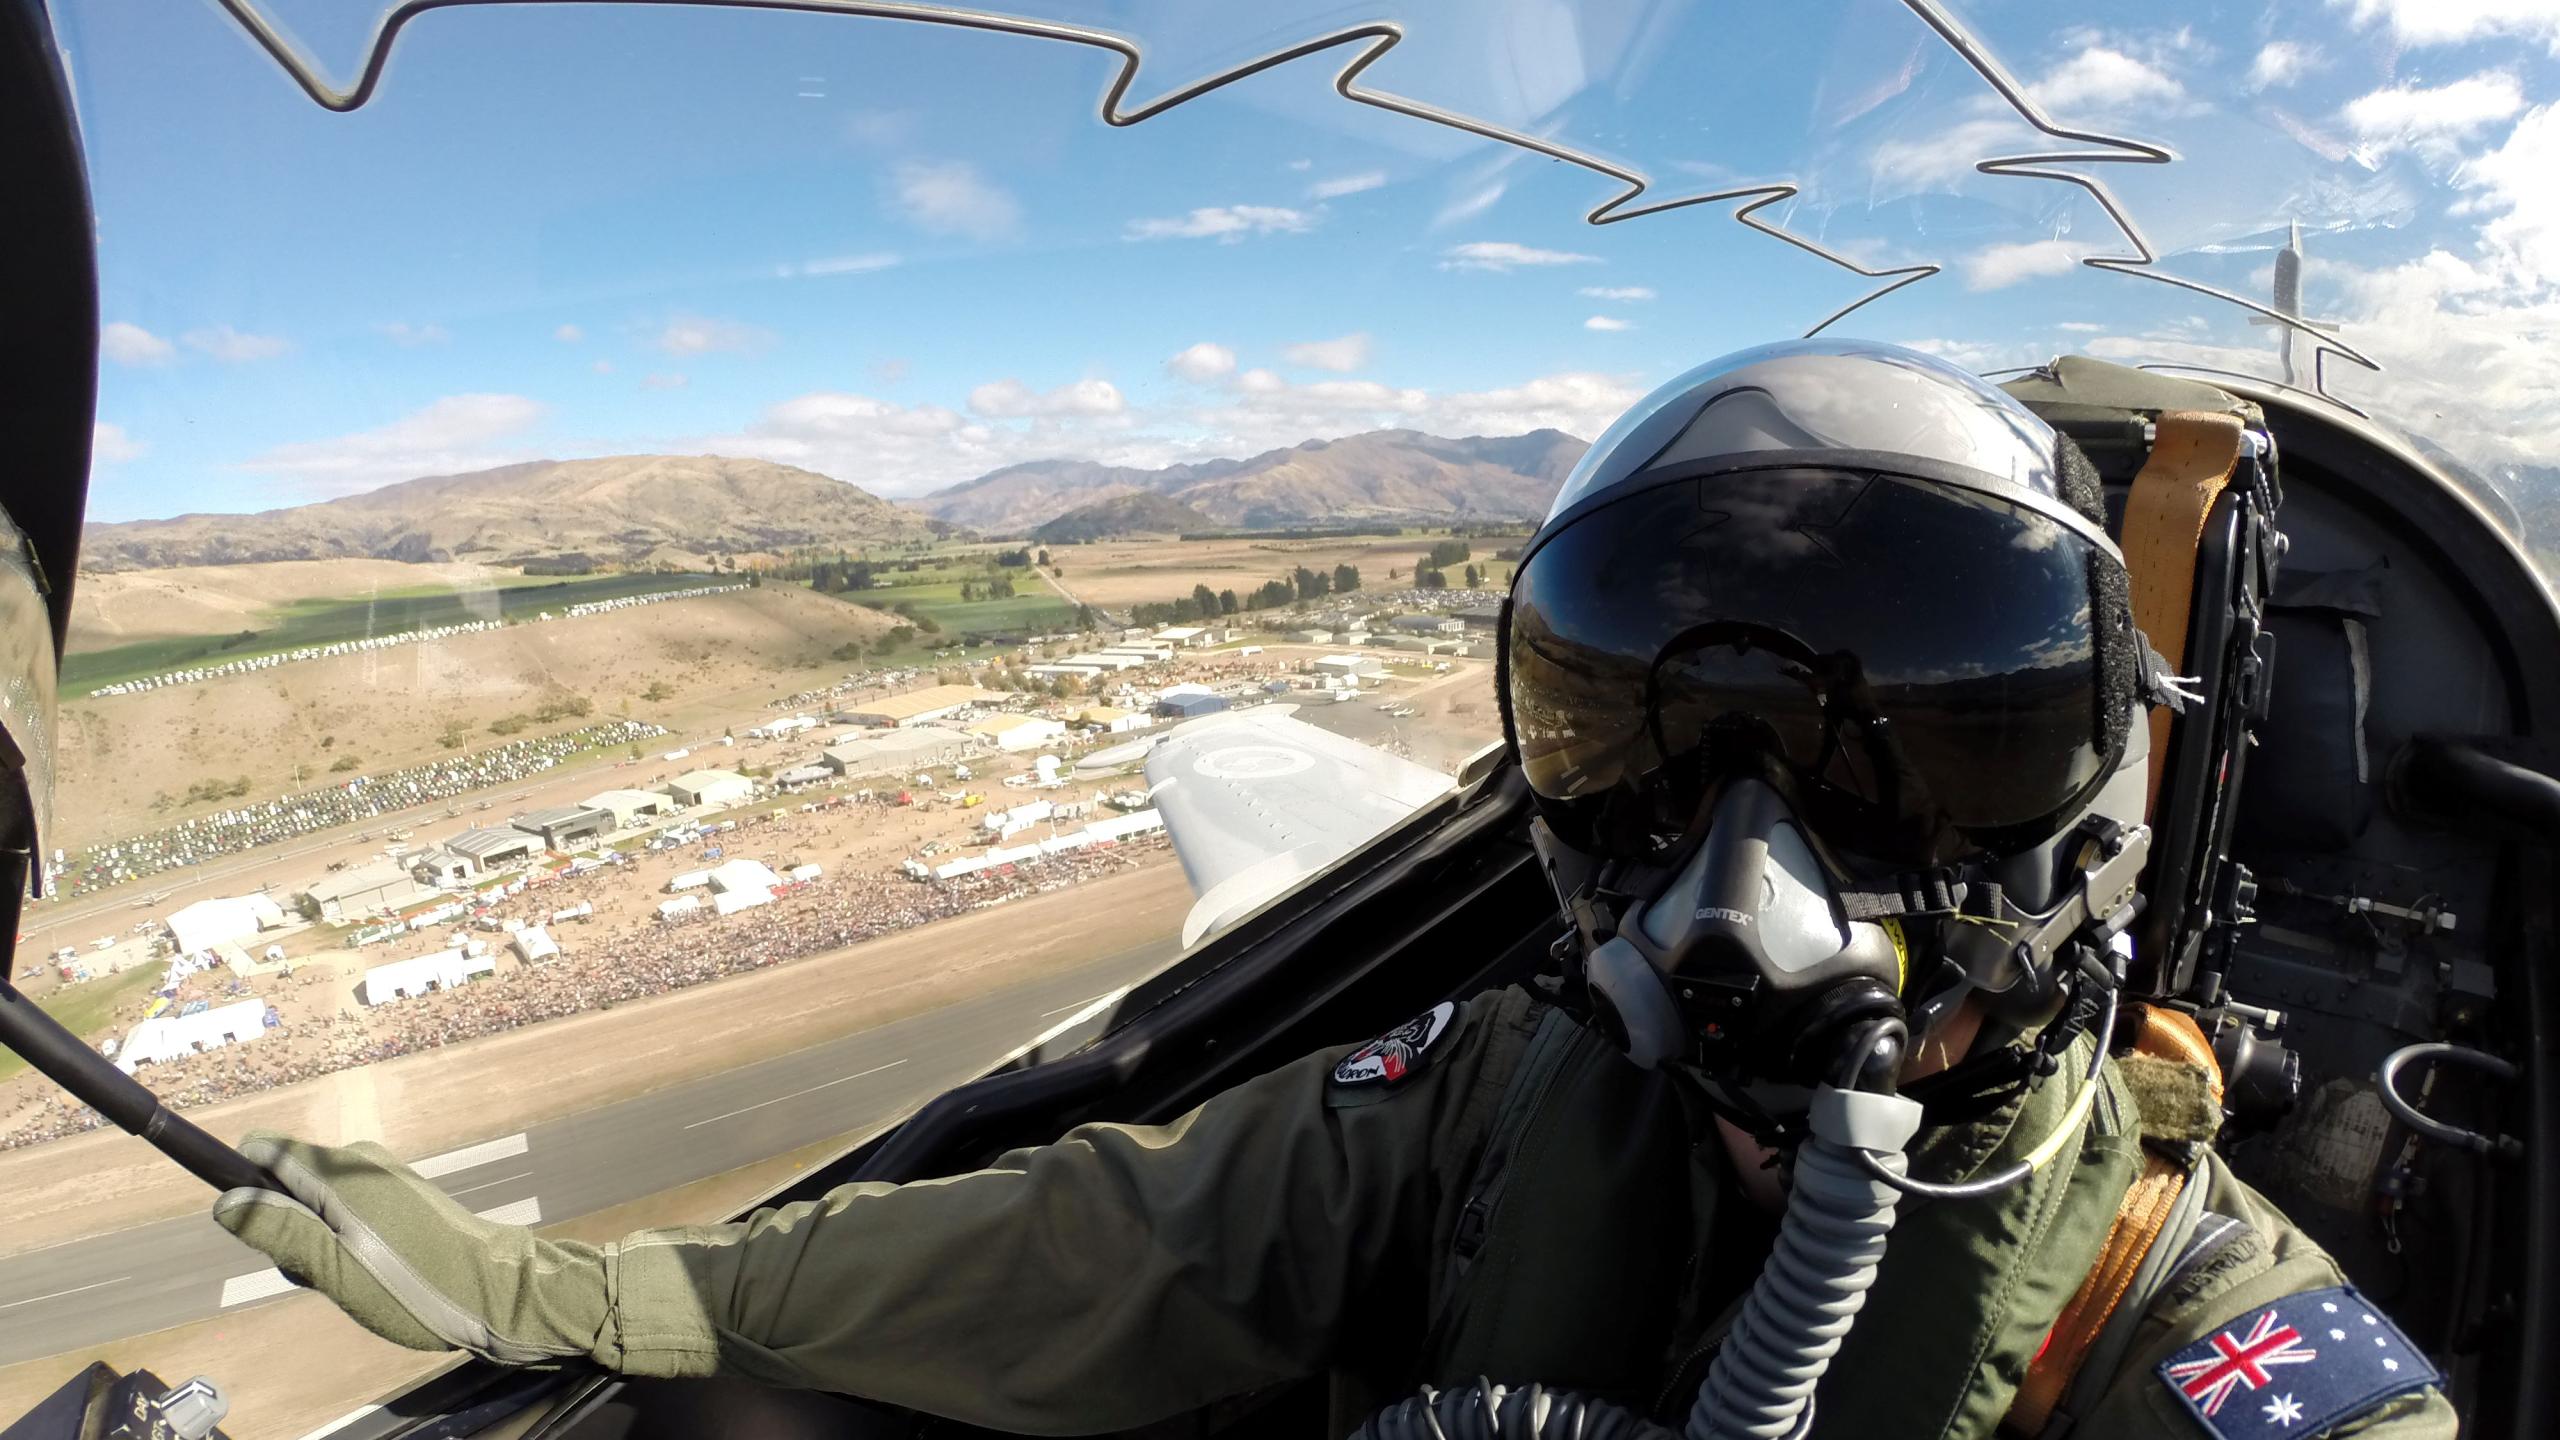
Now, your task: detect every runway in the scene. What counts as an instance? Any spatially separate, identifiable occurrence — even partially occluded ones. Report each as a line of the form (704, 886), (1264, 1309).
(0, 937), (1176, 1366)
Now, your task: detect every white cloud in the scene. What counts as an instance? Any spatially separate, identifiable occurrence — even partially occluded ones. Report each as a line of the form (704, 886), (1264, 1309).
(642, 373), (689, 391)
(2248, 41), (2319, 91)
(100, 322), (174, 366)
(2462, 102), (2560, 280)
(1126, 205), (1313, 242)
(553, 323), (585, 344)
(1434, 182), (1507, 228)
(91, 422), (145, 463)
(238, 394), (545, 496)
(654, 314), (773, 355)
(377, 322), (450, 346)
(1440, 241), (1600, 272)
(2057, 320), (2106, 332)
(891, 161), (1021, 241)
(182, 326), (290, 362)
(2343, 73), (2525, 155)
(1309, 171), (1387, 200)
(1282, 332), (1372, 372)
(2331, 0), (2560, 54)
(1580, 286), (1657, 302)
(872, 357), (912, 384)
(2023, 46), (2186, 115)
(967, 377), (1126, 418)
(1865, 115), (2038, 188)
(1166, 342), (1237, 383)
(1963, 239), (2095, 290)
(781, 252), (902, 278)
(591, 359), (614, 374)
(1897, 337), (2039, 370)
(1286, 158), (1313, 172)
(1583, 315), (1634, 332)
(1235, 367), (1287, 396)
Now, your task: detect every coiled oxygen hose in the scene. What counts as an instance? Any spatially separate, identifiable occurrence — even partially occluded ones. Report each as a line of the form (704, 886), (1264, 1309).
(1350, 1086), (1925, 1440)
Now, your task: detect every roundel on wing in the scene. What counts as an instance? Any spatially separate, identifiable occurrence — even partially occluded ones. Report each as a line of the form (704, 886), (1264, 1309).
(1192, 744), (1317, 781)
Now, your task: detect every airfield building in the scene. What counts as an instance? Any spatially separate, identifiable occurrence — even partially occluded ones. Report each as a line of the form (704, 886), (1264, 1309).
(116, 998), (271, 1074)
(583, 788), (675, 829)
(1455, 605), (1505, 631)
(359, 948), (496, 1005)
(1314, 654), (1383, 680)
(1156, 692), (1230, 720)
(1153, 626), (1217, 648)
(1391, 615), (1466, 637)
(967, 713), (1070, 753)
(443, 826), (543, 875)
(774, 764), (834, 791)
(164, 894), (287, 956)
(664, 769), (755, 808)
(822, 728), (973, 778)
(301, 859), (435, 923)
(837, 684), (989, 729)
(512, 805), (615, 851)
(1075, 705), (1147, 734)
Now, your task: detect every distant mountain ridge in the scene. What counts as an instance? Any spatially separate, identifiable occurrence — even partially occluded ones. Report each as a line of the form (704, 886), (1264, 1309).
(1031, 492), (1217, 543)
(83, 455), (948, 572)
(913, 428), (1588, 535)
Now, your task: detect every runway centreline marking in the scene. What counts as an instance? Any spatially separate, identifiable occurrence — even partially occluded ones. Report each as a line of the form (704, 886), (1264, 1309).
(680, 1059), (908, 1131)
(220, 1268), (297, 1307)
(474, 1197), (542, 1226)
(1041, 990), (1123, 1018)
(446, 1170), (533, 1199)
(0, 1275), (130, 1311)
(412, 1132), (529, 1179)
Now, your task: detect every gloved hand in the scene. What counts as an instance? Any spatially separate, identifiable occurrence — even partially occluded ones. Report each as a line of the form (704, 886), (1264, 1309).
(213, 1132), (613, 1366)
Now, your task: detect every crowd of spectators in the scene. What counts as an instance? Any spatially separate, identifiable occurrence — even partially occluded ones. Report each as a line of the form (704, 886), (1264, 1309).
(1, 833), (1168, 1150)
(41, 720), (668, 899)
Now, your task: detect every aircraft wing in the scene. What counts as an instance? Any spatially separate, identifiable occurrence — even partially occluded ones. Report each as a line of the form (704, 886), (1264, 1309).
(1142, 705), (1456, 947)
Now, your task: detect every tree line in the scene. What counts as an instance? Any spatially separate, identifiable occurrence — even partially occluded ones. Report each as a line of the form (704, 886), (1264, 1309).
(1127, 564), (1361, 626)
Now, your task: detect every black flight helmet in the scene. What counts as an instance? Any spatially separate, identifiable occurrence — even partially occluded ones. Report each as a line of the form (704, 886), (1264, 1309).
(1502, 339), (2138, 879)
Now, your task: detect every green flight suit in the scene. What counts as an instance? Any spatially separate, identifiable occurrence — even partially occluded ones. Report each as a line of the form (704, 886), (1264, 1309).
(599, 985), (2458, 1438)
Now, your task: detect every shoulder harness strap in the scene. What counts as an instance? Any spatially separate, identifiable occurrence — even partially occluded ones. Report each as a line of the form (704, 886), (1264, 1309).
(2122, 411), (2245, 816)
(2006, 1004), (2227, 1437)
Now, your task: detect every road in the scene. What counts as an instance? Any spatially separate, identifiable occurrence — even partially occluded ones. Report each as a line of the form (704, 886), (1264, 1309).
(0, 936), (1174, 1366)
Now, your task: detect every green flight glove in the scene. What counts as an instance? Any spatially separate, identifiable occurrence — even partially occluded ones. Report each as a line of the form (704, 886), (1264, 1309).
(212, 1132), (613, 1366)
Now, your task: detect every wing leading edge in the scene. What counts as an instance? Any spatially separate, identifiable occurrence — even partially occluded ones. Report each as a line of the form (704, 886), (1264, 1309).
(1141, 705), (1457, 947)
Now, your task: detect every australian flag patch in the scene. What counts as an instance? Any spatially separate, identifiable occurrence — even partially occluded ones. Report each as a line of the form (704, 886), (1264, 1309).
(2157, 1285), (2435, 1437)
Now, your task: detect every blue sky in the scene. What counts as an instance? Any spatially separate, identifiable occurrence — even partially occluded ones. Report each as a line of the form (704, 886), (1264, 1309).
(60, 0), (2560, 521)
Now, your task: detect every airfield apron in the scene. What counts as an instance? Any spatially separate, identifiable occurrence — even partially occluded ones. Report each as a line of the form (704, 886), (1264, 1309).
(598, 986), (2458, 1439)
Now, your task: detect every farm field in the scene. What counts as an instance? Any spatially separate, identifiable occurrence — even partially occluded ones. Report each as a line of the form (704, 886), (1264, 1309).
(1040, 531), (1517, 610)
(63, 570), (728, 693)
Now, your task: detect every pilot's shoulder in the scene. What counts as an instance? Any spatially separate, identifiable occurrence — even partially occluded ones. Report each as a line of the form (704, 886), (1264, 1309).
(1320, 984), (1556, 1111)
(2077, 1157), (2458, 1437)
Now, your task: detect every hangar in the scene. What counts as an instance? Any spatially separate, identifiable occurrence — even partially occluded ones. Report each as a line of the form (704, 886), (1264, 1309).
(822, 728), (973, 778)
(301, 859), (434, 923)
(836, 684), (988, 728)
(664, 769), (755, 808)
(583, 788), (674, 828)
(512, 804), (615, 850)
(443, 826), (542, 875)
(967, 713), (1069, 752)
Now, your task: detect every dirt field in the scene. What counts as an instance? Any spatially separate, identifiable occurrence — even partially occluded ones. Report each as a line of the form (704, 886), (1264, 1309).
(68, 560), (542, 651)
(51, 585), (892, 848)
(1046, 534), (1498, 609)
(0, 862), (1191, 1254)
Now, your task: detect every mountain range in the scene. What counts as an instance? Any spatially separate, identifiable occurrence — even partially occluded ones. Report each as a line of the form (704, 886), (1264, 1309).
(83, 429), (1589, 572)
(910, 428), (1588, 535)
(81, 455), (948, 572)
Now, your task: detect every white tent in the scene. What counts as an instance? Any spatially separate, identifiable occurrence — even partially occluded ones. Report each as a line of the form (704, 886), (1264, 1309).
(511, 926), (559, 963)
(117, 998), (269, 1073)
(658, 896), (702, 919)
(359, 948), (494, 1005)
(707, 858), (783, 894)
(712, 886), (773, 916)
(164, 894), (286, 955)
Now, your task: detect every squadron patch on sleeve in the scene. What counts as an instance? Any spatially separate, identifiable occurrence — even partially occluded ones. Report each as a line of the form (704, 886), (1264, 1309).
(1330, 1002), (1457, 1090)
(2156, 1285), (2435, 1439)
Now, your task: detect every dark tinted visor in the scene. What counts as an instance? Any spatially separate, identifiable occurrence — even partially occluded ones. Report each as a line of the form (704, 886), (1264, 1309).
(1507, 467), (2111, 868)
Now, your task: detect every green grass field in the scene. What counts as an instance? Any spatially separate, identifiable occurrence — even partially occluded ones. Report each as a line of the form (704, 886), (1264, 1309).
(64, 572), (729, 693)
(0, 961), (169, 1082)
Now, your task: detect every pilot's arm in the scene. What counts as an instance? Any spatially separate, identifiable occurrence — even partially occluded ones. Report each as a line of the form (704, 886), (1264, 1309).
(214, 989), (1541, 1433)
